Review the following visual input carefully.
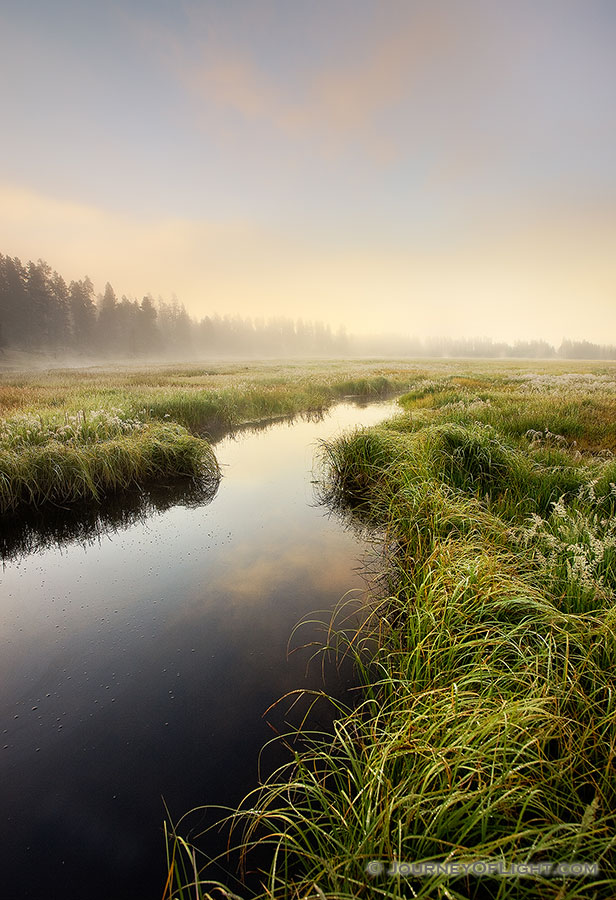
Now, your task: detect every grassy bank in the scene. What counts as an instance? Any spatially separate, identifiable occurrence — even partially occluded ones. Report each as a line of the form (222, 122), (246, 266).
(0, 409), (218, 514)
(168, 366), (616, 899)
(0, 360), (422, 514)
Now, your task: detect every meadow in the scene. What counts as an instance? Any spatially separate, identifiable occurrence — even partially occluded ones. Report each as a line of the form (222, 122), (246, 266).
(164, 362), (616, 900)
(0, 359), (422, 515)
(3, 358), (616, 898)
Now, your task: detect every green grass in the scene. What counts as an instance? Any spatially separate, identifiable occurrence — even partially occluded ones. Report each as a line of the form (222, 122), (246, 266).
(0, 410), (218, 513)
(3, 359), (616, 895)
(0, 360), (421, 513)
(395, 369), (616, 451)
(165, 364), (616, 899)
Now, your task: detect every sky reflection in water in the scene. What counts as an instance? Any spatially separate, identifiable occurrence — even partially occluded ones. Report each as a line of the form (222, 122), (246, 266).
(0, 400), (396, 899)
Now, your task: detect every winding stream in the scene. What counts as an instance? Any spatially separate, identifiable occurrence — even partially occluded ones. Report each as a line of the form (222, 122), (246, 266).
(0, 399), (396, 899)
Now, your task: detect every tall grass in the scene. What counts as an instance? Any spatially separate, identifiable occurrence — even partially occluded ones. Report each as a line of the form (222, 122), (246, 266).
(0, 361), (419, 513)
(166, 366), (616, 899)
(396, 370), (616, 451)
(0, 361), (418, 427)
(0, 409), (218, 514)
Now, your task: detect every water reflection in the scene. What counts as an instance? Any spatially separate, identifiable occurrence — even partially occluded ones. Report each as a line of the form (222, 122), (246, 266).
(203, 406), (327, 443)
(0, 476), (220, 563)
(0, 399), (397, 900)
(0, 408), (329, 563)
(0, 401), (378, 563)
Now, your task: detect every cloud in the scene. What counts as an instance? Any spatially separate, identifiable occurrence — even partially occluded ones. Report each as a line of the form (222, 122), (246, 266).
(167, 2), (466, 158)
(132, 0), (616, 195)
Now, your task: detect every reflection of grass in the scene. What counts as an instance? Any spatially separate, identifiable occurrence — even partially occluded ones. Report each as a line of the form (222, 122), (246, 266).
(167, 364), (616, 899)
(0, 470), (219, 561)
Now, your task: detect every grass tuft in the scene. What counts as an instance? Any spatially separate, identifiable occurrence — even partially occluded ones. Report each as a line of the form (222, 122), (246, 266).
(0, 411), (218, 514)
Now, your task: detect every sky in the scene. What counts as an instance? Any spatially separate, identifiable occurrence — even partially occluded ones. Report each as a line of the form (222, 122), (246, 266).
(1, 0), (615, 345)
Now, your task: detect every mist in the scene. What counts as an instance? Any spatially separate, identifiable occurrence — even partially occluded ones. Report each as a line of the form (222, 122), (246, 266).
(1, 252), (615, 365)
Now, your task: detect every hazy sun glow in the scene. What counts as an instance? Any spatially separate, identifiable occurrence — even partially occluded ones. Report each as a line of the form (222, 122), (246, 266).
(1, 0), (614, 345)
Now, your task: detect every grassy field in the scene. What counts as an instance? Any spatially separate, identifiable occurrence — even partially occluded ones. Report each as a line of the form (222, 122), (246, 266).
(3, 357), (616, 897)
(2, 358), (615, 517)
(0, 359), (423, 515)
(165, 362), (616, 899)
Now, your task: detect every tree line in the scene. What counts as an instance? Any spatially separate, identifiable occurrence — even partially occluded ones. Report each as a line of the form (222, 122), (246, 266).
(353, 334), (616, 360)
(1, 252), (614, 360)
(0, 253), (349, 357)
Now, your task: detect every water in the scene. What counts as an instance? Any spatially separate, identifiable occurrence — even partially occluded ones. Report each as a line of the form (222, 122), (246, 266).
(0, 399), (395, 899)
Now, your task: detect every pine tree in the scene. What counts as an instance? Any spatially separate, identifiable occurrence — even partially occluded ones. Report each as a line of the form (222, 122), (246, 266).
(69, 277), (96, 350)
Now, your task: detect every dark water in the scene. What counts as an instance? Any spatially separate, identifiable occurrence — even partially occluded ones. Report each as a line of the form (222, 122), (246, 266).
(0, 400), (395, 899)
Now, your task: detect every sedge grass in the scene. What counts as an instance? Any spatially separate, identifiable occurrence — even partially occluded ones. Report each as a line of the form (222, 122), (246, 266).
(166, 364), (616, 899)
(0, 413), (218, 514)
(4, 360), (616, 894)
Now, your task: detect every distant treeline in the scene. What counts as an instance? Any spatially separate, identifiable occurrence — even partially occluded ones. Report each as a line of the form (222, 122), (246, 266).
(1, 252), (615, 360)
(353, 334), (616, 360)
(0, 253), (349, 357)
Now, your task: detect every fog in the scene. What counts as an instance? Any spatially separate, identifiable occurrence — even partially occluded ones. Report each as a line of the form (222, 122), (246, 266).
(1, 253), (615, 365)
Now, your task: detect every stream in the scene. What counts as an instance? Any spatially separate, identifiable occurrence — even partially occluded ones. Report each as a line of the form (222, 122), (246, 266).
(0, 398), (396, 899)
